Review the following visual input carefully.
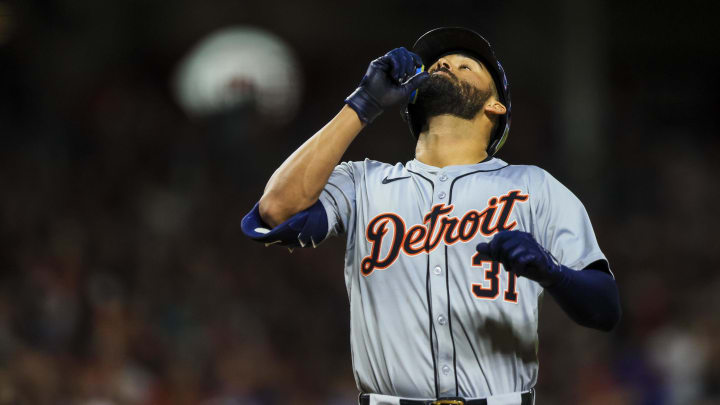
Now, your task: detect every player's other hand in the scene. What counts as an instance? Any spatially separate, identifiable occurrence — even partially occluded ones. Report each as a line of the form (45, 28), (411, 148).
(345, 47), (429, 124)
(476, 231), (563, 287)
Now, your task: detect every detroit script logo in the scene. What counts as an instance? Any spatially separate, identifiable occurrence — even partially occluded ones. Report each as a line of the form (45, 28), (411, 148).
(361, 190), (529, 276)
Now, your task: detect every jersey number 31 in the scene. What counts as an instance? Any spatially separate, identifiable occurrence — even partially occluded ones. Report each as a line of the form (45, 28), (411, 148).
(470, 252), (519, 303)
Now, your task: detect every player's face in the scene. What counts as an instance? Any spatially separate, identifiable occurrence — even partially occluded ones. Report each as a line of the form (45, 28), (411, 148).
(427, 53), (496, 96)
(414, 53), (496, 123)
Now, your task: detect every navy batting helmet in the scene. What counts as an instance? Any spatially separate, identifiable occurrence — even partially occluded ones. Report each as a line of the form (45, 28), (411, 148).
(402, 27), (511, 157)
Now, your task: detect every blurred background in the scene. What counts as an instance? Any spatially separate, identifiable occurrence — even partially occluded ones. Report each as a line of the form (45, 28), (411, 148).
(0, 0), (719, 404)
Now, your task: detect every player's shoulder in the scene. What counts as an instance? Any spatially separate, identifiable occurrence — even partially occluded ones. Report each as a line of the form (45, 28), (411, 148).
(494, 161), (549, 182)
(512, 164), (568, 188)
(342, 158), (408, 177)
(496, 162), (574, 196)
(509, 163), (582, 204)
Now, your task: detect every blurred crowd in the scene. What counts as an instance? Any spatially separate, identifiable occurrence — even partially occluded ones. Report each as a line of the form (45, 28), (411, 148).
(1, 1), (719, 404)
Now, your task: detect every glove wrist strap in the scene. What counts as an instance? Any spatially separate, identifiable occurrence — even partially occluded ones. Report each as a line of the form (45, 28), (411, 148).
(345, 88), (383, 124)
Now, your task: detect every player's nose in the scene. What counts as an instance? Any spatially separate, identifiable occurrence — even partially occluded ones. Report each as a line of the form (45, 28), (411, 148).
(431, 57), (452, 72)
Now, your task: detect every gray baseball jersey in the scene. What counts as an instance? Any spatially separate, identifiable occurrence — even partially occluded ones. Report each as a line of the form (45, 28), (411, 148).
(317, 157), (608, 399)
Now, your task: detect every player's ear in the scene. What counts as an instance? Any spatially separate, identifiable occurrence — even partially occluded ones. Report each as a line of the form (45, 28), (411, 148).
(484, 101), (506, 116)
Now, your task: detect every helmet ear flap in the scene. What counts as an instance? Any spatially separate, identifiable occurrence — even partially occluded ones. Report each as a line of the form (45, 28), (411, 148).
(402, 103), (425, 140)
(402, 64), (426, 141)
(486, 126), (508, 157)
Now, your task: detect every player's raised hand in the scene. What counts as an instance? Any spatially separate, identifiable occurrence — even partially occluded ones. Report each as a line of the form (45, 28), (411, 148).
(476, 231), (564, 287)
(345, 47), (429, 124)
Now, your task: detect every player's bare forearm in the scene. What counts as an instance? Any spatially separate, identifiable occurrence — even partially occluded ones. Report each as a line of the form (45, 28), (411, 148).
(259, 105), (364, 227)
(259, 47), (427, 228)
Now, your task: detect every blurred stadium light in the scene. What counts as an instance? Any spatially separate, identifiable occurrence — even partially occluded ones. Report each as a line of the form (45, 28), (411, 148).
(173, 26), (302, 126)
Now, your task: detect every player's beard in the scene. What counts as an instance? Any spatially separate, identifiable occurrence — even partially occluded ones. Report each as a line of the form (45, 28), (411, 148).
(414, 70), (492, 122)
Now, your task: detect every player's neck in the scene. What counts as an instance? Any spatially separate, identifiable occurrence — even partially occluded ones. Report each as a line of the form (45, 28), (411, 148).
(415, 115), (490, 168)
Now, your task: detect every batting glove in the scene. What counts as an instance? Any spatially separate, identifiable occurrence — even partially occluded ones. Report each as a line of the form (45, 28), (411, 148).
(345, 47), (429, 124)
(476, 231), (564, 287)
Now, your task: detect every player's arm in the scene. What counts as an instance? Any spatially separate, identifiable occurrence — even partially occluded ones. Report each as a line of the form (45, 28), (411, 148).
(242, 48), (429, 247)
(476, 231), (621, 331)
(259, 105), (363, 227)
(543, 261), (620, 332)
(259, 47), (428, 227)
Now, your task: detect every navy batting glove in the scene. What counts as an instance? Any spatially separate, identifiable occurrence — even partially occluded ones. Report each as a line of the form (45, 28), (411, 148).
(345, 47), (429, 124)
(476, 231), (564, 287)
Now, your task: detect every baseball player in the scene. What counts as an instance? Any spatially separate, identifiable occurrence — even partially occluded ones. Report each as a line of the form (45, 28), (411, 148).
(242, 27), (621, 405)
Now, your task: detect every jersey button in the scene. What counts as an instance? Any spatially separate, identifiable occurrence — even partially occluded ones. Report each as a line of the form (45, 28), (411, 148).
(439, 174), (448, 182)
(433, 266), (442, 276)
(437, 191), (446, 199)
(437, 314), (447, 325)
(442, 365), (451, 375)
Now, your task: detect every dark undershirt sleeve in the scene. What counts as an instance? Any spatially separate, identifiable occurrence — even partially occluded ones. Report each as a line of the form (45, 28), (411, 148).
(544, 260), (621, 331)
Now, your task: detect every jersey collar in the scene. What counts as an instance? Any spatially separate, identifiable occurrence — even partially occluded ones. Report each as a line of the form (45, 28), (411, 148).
(407, 157), (509, 177)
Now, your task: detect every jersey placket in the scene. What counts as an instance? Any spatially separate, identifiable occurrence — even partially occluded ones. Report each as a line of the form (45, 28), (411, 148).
(428, 170), (457, 395)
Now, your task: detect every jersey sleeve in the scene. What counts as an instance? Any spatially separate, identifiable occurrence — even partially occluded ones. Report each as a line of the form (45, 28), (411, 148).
(317, 161), (357, 239)
(530, 168), (610, 273)
(241, 162), (357, 248)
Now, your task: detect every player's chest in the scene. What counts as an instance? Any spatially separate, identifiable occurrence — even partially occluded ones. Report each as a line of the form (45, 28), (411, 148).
(358, 228), (539, 311)
(358, 176), (532, 276)
(362, 171), (531, 220)
(356, 170), (539, 308)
